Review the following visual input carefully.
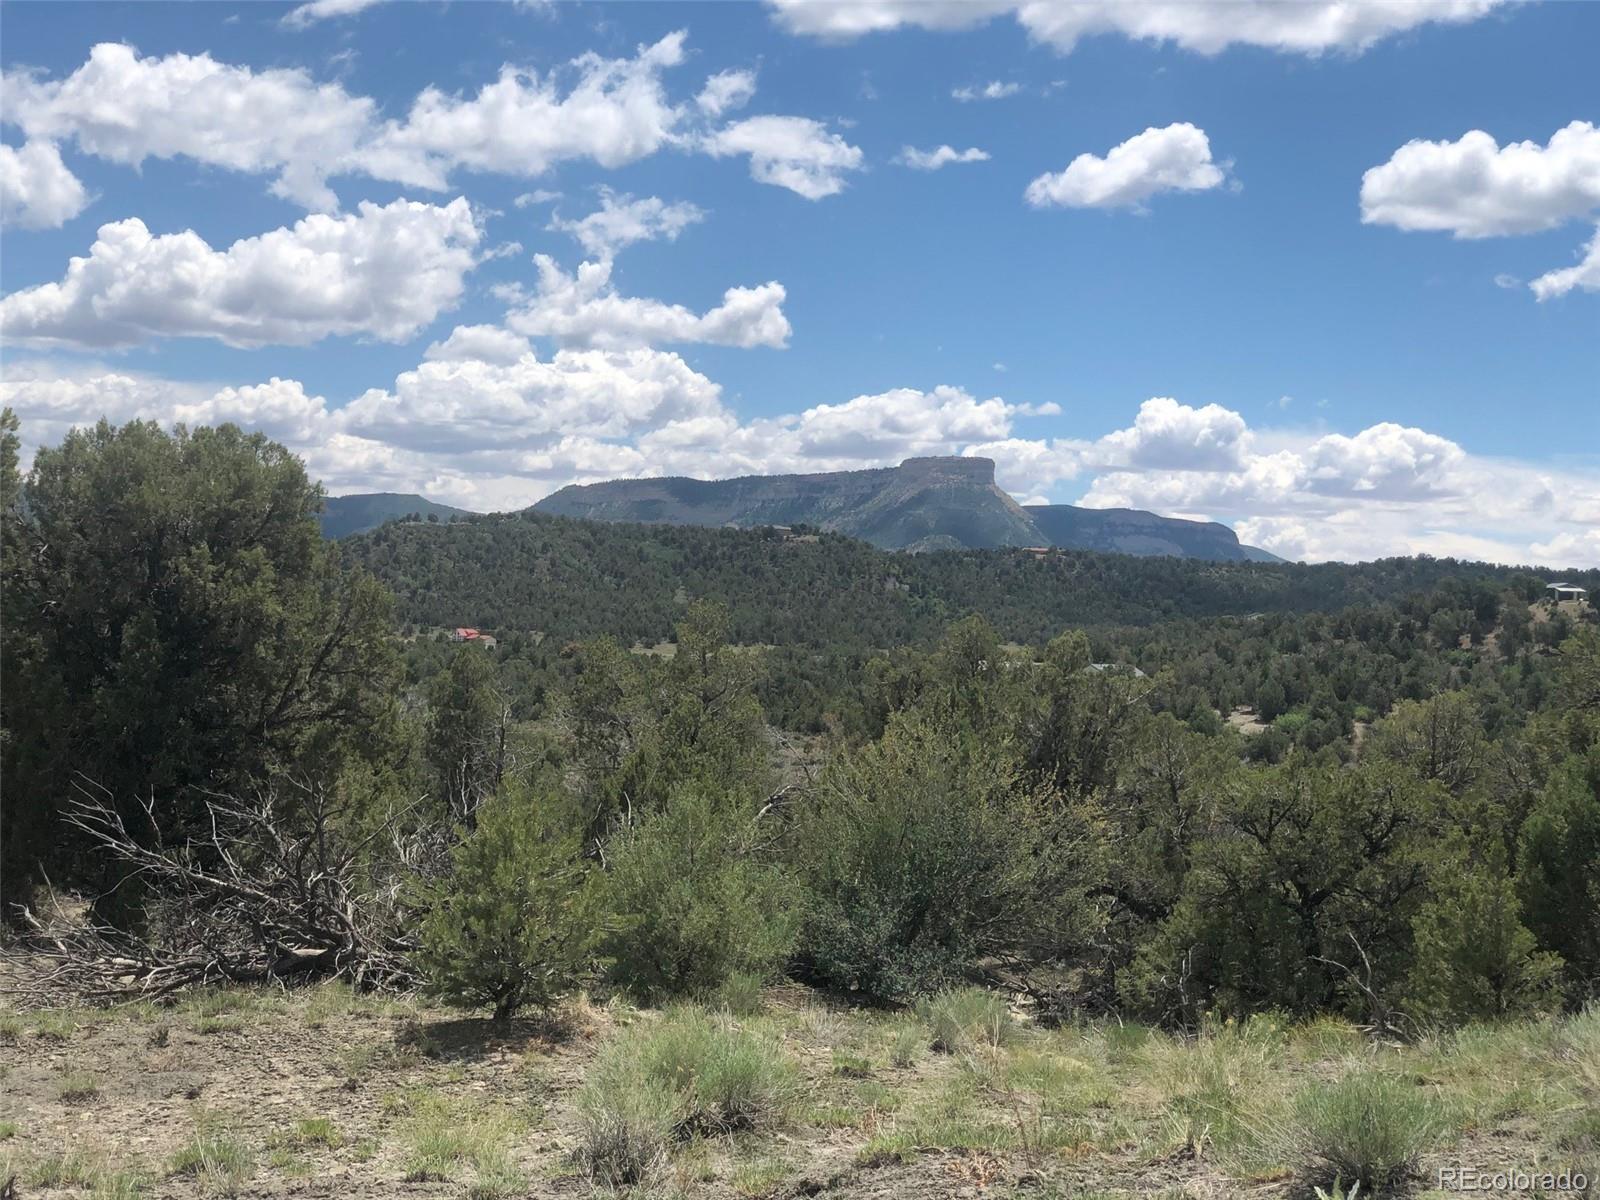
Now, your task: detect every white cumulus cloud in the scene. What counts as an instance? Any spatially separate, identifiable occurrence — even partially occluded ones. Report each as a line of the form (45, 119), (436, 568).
(701, 115), (865, 199)
(1063, 400), (1600, 564)
(1093, 397), (1250, 471)
(0, 197), (482, 349)
(3, 36), (817, 211)
(952, 80), (1020, 101)
(282, 0), (384, 28)
(339, 346), (725, 454)
(1025, 123), (1227, 210)
(1530, 528), (1600, 568)
(178, 378), (335, 443)
(357, 33), (690, 189)
(549, 189), (705, 259)
(769, 0), (1505, 55)
(0, 139), (90, 229)
(1530, 224), (1600, 301)
(786, 385), (1017, 458)
(506, 257), (791, 350)
(896, 144), (989, 171)
(1360, 121), (1600, 238)
(424, 325), (536, 366)
(2, 42), (380, 210)
(1302, 423), (1466, 499)
(696, 68), (758, 117)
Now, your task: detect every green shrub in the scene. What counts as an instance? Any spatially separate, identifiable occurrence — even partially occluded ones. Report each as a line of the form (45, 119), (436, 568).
(1123, 760), (1438, 1021)
(1518, 753), (1600, 989)
(413, 790), (597, 1024)
(573, 1006), (797, 1183)
(1406, 864), (1564, 1024)
(856, 1132), (917, 1167)
(31, 1010), (80, 1041)
(1291, 1071), (1443, 1194)
(599, 784), (797, 1003)
(794, 713), (1074, 1003)
(832, 1049), (872, 1077)
(1101, 1020), (1154, 1061)
(28, 1153), (149, 1196)
(916, 987), (1015, 1056)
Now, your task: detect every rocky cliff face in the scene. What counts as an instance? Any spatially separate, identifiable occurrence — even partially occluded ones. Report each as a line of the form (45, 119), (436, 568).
(534, 457), (1279, 560)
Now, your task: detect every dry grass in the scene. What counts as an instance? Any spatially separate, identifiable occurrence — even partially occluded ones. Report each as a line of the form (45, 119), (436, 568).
(1, 983), (1595, 1199)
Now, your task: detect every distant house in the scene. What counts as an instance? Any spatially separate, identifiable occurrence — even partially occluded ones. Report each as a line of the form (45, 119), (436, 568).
(452, 627), (480, 642)
(1546, 583), (1588, 602)
(1088, 662), (1148, 678)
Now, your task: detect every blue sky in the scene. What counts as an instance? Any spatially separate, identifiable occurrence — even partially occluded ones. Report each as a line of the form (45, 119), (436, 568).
(1, 0), (1596, 564)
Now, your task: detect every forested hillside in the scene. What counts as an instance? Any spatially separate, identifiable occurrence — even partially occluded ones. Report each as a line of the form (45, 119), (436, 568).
(345, 507), (1596, 649)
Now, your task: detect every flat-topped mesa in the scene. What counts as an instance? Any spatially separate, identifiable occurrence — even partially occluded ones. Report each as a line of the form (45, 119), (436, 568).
(896, 456), (996, 484)
(529, 453), (1276, 559)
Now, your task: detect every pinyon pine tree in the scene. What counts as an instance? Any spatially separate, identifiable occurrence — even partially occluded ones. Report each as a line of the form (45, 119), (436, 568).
(415, 789), (597, 1024)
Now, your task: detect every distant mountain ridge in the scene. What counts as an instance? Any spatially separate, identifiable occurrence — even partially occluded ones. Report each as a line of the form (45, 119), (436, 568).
(319, 493), (473, 539)
(1025, 504), (1283, 563)
(534, 456), (1281, 562)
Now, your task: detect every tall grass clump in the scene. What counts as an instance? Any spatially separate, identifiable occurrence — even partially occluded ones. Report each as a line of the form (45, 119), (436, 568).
(1562, 1003), (1600, 1094)
(1148, 1018), (1288, 1173)
(916, 987), (1016, 1056)
(887, 1014), (926, 1068)
(573, 1076), (677, 1188)
(397, 1090), (521, 1184)
(169, 1131), (255, 1194)
(573, 1007), (796, 1185)
(713, 970), (767, 1017)
(1290, 1070), (1444, 1195)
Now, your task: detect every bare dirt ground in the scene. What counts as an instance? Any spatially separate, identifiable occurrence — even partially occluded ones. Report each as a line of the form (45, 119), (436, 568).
(2, 980), (1595, 1200)
(1224, 708), (1268, 736)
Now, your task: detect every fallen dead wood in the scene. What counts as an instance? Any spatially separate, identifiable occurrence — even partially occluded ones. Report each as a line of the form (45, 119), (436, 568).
(1, 776), (433, 1004)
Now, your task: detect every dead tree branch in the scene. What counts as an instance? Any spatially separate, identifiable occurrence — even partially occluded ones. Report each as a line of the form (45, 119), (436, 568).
(2, 775), (432, 1003)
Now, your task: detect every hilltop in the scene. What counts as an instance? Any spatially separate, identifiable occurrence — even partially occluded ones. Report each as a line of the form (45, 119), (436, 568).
(318, 493), (474, 539)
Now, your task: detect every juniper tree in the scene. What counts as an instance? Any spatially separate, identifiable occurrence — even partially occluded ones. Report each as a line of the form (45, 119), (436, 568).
(1, 419), (400, 910)
(415, 789), (597, 1024)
